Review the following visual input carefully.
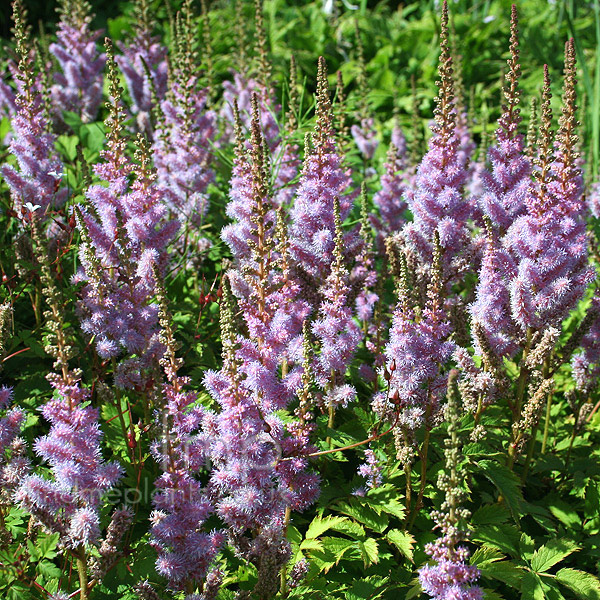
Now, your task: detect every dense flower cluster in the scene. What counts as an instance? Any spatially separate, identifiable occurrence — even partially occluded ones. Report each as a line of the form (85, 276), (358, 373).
(49, 0), (105, 123)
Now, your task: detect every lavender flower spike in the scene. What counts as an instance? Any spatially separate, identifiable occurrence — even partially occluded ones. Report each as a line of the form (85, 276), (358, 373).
(116, 0), (168, 136)
(478, 5), (531, 232)
(289, 57), (354, 282)
(49, 0), (105, 123)
(1, 0), (66, 219)
(403, 1), (470, 274)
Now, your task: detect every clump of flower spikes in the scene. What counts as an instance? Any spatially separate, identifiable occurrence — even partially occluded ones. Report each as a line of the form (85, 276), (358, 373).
(204, 107), (319, 560)
(115, 0), (167, 136)
(153, 1), (216, 233)
(288, 56), (354, 282)
(1, 0), (67, 219)
(403, 1), (471, 276)
(223, 95), (311, 365)
(149, 270), (223, 591)
(378, 236), (454, 435)
(418, 371), (483, 600)
(75, 41), (177, 388)
(49, 0), (105, 123)
(311, 197), (362, 408)
(472, 39), (592, 358)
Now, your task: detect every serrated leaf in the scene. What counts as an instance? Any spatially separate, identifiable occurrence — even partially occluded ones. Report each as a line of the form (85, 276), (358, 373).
(336, 500), (389, 533)
(479, 561), (527, 589)
(300, 538), (324, 552)
(306, 515), (350, 539)
(478, 460), (524, 523)
(556, 568), (600, 600)
(358, 538), (379, 567)
(531, 539), (580, 573)
(330, 519), (365, 538)
(522, 572), (545, 600)
(470, 545), (505, 567)
(473, 524), (520, 556)
(472, 503), (511, 525)
(386, 529), (415, 562)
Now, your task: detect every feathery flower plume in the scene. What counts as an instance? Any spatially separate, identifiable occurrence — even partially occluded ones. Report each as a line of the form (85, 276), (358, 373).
(418, 372), (483, 600)
(504, 43), (592, 332)
(207, 103), (318, 557)
(49, 0), (105, 123)
(116, 0), (168, 136)
(382, 236), (454, 433)
(289, 56), (354, 281)
(76, 41), (177, 387)
(1, 0), (67, 219)
(477, 5), (531, 232)
(154, 0), (216, 233)
(150, 273), (223, 590)
(312, 198), (362, 401)
(403, 1), (471, 276)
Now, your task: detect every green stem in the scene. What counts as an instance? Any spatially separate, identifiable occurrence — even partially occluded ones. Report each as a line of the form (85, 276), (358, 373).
(279, 506), (292, 597)
(408, 427), (431, 530)
(76, 547), (89, 600)
(541, 392), (553, 454)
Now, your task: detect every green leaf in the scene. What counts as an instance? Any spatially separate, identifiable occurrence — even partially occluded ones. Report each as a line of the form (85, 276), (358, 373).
(478, 460), (524, 523)
(548, 500), (581, 529)
(470, 545), (505, 567)
(473, 524), (521, 557)
(556, 568), (600, 600)
(386, 529), (415, 562)
(531, 539), (580, 573)
(358, 538), (379, 567)
(336, 500), (389, 533)
(522, 572), (545, 600)
(306, 515), (350, 539)
(479, 561), (527, 589)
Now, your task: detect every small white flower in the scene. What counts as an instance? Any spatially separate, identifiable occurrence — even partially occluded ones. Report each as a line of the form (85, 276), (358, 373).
(483, 14), (496, 23)
(23, 202), (41, 213)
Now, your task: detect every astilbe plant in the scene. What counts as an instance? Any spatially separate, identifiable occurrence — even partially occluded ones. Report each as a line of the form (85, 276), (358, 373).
(115, 0), (168, 136)
(16, 217), (123, 600)
(75, 42), (177, 388)
(204, 101), (318, 595)
(49, 0), (105, 123)
(1, 0), (67, 220)
(502, 43), (592, 335)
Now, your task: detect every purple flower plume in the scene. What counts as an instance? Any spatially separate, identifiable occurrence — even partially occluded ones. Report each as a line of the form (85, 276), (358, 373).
(76, 45), (177, 387)
(16, 372), (122, 548)
(49, 0), (105, 122)
(289, 57), (354, 281)
(1, 7), (66, 219)
(477, 6), (531, 232)
(403, 8), (470, 274)
(116, 6), (167, 136)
